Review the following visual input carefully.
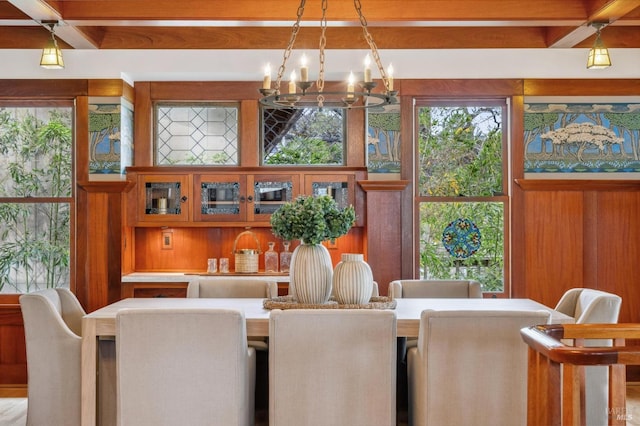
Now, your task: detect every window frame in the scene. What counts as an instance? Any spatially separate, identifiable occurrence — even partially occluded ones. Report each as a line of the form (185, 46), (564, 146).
(413, 97), (511, 296)
(0, 100), (75, 294)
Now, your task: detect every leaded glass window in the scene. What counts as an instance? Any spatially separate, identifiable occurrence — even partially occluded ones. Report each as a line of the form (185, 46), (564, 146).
(155, 103), (239, 165)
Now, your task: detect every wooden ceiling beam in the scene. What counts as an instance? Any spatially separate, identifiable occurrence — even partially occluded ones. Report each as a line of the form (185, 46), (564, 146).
(49, 0), (591, 22)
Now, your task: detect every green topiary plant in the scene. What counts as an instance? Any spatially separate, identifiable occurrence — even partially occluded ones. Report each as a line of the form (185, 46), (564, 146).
(270, 195), (355, 245)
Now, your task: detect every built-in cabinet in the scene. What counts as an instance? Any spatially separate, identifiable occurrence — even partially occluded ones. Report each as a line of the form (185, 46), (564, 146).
(127, 167), (366, 227)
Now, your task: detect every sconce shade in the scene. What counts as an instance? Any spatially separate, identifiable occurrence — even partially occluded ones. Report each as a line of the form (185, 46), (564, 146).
(40, 31), (64, 69)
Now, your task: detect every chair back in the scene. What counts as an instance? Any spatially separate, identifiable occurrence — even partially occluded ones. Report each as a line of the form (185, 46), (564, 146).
(408, 309), (550, 426)
(187, 278), (277, 299)
(554, 287), (621, 324)
(116, 308), (255, 426)
(269, 309), (397, 426)
(389, 279), (482, 299)
(19, 288), (85, 426)
(553, 287), (622, 425)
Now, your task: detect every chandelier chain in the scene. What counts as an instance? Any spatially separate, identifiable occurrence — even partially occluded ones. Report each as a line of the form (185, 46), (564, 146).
(275, 0), (307, 88)
(354, 0), (389, 90)
(316, 0), (328, 107)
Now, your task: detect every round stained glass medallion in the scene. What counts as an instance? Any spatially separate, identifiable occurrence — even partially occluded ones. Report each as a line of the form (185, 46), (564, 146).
(442, 218), (481, 259)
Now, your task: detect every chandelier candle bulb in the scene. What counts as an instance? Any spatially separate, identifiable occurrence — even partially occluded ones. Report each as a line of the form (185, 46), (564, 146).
(347, 72), (355, 98)
(263, 64), (271, 89)
(387, 63), (394, 91)
(289, 70), (297, 94)
(300, 54), (309, 82)
(364, 54), (372, 83)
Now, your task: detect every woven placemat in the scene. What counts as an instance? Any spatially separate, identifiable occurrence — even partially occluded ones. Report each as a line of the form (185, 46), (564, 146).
(263, 295), (396, 310)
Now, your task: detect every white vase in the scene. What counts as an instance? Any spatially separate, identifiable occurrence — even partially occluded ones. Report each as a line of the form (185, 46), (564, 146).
(333, 253), (373, 305)
(290, 242), (333, 304)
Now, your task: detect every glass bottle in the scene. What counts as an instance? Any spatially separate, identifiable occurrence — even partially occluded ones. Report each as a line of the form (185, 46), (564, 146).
(279, 241), (292, 273)
(265, 241), (279, 273)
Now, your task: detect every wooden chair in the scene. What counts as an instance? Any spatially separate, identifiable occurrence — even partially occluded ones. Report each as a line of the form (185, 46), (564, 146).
(116, 308), (256, 426)
(269, 309), (397, 426)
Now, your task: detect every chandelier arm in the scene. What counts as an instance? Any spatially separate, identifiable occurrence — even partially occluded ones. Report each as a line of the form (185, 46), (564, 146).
(275, 0), (307, 89)
(354, 0), (389, 91)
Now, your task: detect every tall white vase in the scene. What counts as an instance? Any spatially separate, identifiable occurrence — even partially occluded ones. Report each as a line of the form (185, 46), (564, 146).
(290, 242), (333, 304)
(333, 253), (373, 304)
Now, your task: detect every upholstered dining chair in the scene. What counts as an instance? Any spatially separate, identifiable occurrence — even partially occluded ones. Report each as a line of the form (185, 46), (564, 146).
(554, 287), (622, 426)
(186, 277), (276, 421)
(19, 288), (116, 426)
(116, 307), (256, 426)
(269, 309), (397, 426)
(187, 278), (278, 299)
(388, 279), (483, 299)
(407, 309), (551, 426)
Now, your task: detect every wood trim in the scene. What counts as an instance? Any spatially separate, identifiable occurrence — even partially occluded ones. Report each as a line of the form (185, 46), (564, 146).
(77, 181), (133, 193)
(0, 385), (27, 397)
(87, 79), (133, 99)
(524, 79), (640, 96)
(401, 79), (523, 97)
(358, 180), (409, 191)
(133, 82), (153, 166)
(514, 179), (640, 191)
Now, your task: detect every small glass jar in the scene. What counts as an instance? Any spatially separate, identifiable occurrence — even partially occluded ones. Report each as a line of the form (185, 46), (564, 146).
(279, 241), (292, 273)
(265, 241), (279, 273)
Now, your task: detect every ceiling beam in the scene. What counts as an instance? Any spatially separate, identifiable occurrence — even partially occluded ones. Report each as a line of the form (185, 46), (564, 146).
(549, 0), (640, 47)
(7, 0), (98, 48)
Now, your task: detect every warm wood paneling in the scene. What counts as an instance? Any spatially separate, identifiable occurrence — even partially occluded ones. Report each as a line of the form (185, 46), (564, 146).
(364, 190), (404, 296)
(0, 306), (26, 385)
(133, 227), (365, 273)
(523, 191), (585, 307)
(596, 192), (640, 323)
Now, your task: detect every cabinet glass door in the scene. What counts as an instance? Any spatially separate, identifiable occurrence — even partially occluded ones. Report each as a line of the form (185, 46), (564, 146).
(311, 181), (350, 209)
(250, 174), (299, 222)
(194, 175), (245, 222)
(139, 174), (190, 222)
(306, 174), (355, 211)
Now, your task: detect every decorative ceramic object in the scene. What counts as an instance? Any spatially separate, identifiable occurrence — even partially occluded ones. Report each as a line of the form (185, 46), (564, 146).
(290, 242), (333, 304)
(333, 253), (373, 305)
(270, 195), (356, 303)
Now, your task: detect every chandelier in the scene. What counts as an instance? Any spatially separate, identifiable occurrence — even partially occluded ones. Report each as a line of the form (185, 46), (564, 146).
(259, 0), (398, 109)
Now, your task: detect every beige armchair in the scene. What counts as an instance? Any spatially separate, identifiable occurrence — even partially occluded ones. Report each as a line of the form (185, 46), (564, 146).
(389, 279), (482, 299)
(20, 288), (116, 426)
(116, 307), (256, 426)
(554, 288), (622, 426)
(269, 309), (397, 426)
(187, 278), (278, 299)
(408, 309), (551, 426)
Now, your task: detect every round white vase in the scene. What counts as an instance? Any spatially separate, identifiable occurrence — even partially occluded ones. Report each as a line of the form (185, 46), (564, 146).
(290, 243), (333, 304)
(333, 253), (373, 305)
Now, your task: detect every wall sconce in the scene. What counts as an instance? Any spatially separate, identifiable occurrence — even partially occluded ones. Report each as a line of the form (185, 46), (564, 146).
(40, 20), (64, 69)
(586, 23), (611, 69)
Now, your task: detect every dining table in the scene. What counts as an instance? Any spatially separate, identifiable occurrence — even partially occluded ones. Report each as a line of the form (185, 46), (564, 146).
(80, 297), (573, 425)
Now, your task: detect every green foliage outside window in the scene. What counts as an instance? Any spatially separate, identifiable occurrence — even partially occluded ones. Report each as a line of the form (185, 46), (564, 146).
(263, 108), (344, 165)
(0, 108), (72, 293)
(417, 105), (506, 292)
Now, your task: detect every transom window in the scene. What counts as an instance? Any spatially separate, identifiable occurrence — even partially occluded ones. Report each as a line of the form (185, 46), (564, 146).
(154, 103), (239, 165)
(262, 107), (345, 165)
